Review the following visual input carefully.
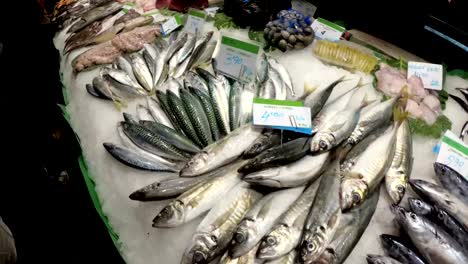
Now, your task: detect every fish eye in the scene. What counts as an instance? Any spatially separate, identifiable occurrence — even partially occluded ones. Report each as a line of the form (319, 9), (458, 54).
(416, 200), (422, 206)
(438, 212), (445, 220)
(319, 140), (327, 150)
(235, 232), (245, 243)
(306, 242), (315, 251)
(254, 143), (261, 149)
(193, 251), (205, 263)
(410, 213), (417, 220)
(397, 185), (404, 193)
(211, 235), (217, 243)
(266, 236), (276, 246)
(352, 192), (361, 203)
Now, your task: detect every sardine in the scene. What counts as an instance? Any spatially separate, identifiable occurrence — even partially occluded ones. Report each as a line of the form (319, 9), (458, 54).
(190, 87), (221, 141)
(239, 82), (256, 125)
(174, 33), (196, 66)
(299, 159), (342, 263)
(341, 125), (397, 210)
(392, 205), (468, 264)
(348, 97), (397, 145)
(380, 234), (427, 264)
(165, 32), (188, 63)
(259, 79), (276, 99)
(153, 41), (169, 88)
(244, 152), (329, 188)
(366, 255), (402, 264)
(258, 181), (320, 260)
(104, 67), (145, 92)
(152, 161), (244, 227)
(256, 53), (269, 84)
(230, 187), (305, 258)
(180, 88), (213, 146)
(67, 2), (122, 33)
(186, 31), (214, 71)
(103, 74), (146, 97)
(268, 57), (295, 97)
(385, 119), (413, 204)
(136, 104), (154, 121)
(180, 125), (262, 177)
(103, 142), (175, 172)
(146, 97), (174, 129)
(115, 55), (138, 84)
(129, 53), (153, 92)
(229, 81), (243, 131)
(268, 66), (287, 100)
(238, 137), (311, 174)
(433, 162), (468, 203)
(243, 130), (282, 159)
(181, 182), (262, 264)
(139, 120), (200, 154)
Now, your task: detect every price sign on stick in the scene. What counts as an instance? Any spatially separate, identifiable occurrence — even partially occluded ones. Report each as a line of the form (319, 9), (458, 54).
(252, 98), (312, 134)
(184, 9), (206, 34)
(407, 62), (443, 90)
(214, 35), (260, 83)
(161, 15), (183, 36)
(436, 130), (468, 179)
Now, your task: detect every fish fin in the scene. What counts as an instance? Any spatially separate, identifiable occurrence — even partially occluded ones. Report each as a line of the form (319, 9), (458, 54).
(393, 105), (408, 124)
(257, 196), (275, 221)
(359, 93), (376, 109)
(303, 82), (319, 96)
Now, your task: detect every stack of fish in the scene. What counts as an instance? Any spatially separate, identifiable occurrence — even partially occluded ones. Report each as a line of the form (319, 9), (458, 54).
(367, 163), (468, 264)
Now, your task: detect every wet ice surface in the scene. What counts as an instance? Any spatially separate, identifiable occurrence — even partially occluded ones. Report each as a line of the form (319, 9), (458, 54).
(55, 20), (468, 264)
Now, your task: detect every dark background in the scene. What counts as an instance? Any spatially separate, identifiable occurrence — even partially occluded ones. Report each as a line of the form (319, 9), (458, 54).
(0, 0), (465, 263)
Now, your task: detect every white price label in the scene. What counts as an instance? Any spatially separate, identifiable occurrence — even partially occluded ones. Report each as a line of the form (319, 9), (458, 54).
(407, 62), (443, 90)
(292, 0), (317, 17)
(214, 35), (260, 83)
(311, 18), (345, 42)
(161, 15), (183, 36)
(252, 98), (312, 134)
(184, 9), (206, 34)
(436, 131), (468, 179)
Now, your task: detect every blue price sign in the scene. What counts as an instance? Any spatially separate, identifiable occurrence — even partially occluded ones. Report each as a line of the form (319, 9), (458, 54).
(436, 131), (468, 179)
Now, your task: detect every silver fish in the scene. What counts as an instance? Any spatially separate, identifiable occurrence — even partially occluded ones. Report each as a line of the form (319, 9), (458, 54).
(201, 69), (231, 135)
(229, 81), (243, 131)
(219, 243), (260, 264)
(165, 32), (188, 63)
(193, 41), (216, 68)
(239, 82), (256, 125)
(186, 31), (214, 71)
(129, 53), (153, 92)
(244, 152), (329, 188)
(366, 254), (403, 264)
(67, 2), (122, 33)
(392, 205), (468, 264)
(434, 162), (468, 203)
(230, 187), (305, 258)
(175, 33), (196, 65)
(184, 71), (209, 94)
(256, 53), (269, 84)
(146, 97), (174, 129)
(115, 55), (138, 84)
(172, 56), (191, 78)
(267, 57), (294, 97)
(303, 77), (344, 119)
(180, 125), (262, 177)
(181, 182), (262, 264)
(264, 250), (297, 264)
(258, 180), (320, 260)
(153, 40), (169, 88)
(104, 67), (145, 92)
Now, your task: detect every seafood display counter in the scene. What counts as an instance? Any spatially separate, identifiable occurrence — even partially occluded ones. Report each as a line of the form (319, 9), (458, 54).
(53, 2), (468, 264)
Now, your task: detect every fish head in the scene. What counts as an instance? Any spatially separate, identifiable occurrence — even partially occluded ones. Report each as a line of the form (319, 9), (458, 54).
(152, 200), (184, 227)
(300, 223), (333, 263)
(181, 232), (215, 264)
(340, 178), (367, 210)
(379, 234), (400, 253)
(257, 224), (295, 259)
(313, 248), (337, 264)
(180, 152), (209, 176)
(409, 179), (452, 208)
(243, 137), (269, 158)
(408, 198), (431, 216)
(310, 133), (334, 153)
(366, 254), (388, 264)
(243, 168), (282, 188)
(433, 162), (451, 178)
(230, 219), (257, 258)
(391, 205), (425, 234)
(387, 176), (406, 205)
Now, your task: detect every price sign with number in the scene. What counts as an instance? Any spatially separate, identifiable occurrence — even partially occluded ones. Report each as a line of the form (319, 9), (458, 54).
(436, 131), (468, 179)
(214, 35), (260, 83)
(311, 18), (345, 42)
(252, 98), (312, 134)
(161, 15), (183, 36)
(184, 9), (206, 34)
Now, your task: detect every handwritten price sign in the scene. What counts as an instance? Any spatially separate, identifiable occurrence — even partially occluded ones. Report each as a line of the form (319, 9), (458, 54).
(214, 35), (259, 83)
(252, 98), (312, 134)
(436, 131), (468, 179)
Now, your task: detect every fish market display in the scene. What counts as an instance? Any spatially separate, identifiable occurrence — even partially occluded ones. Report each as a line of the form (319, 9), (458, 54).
(433, 162), (468, 203)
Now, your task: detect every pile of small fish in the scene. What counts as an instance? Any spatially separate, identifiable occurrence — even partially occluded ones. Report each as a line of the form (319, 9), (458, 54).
(367, 163), (468, 264)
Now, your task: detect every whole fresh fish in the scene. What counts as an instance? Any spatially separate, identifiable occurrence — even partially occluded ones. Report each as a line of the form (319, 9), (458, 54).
(165, 32), (188, 63)
(146, 97), (174, 129)
(129, 53), (153, 92)
(258, 181), (320, 260)
(180, 125), (262, 177)
(129, 175), (209, 201)
(174, 33), (196, 65)
(409, 197), (468, 248)
(461, 121), (468, 141)
(67, 2), (122, 33)
(243, 130), (282, 159)
(197, 68), (231, 135)
(91, 76), (116, 100)
(434, 162), (468, 203)
(268, 57), (295, 97)
(268, 66), (287, 100)
(139, 120), (200, 154)
(310, 96), (368, 153)
(104, 67), (144, 92)
(385, 119), (413, 204)
(185, 71), (209, 94)
(259, 79), (276, 99)
(156, 90), (183, 132)
(314, 189), (379, 264)
(303, 77), (345, 119)
(392, 205), (468, 264)
(153, 42), (169, 87)
(341, 124), (398, 210)
(256, 53), (269, 84)
(173, 56), (192, 79)
(121, 122), (190, 161)
(120, 16), (153, 33)
(238, 137), (311, 174)
(449, 94), (468, 113)
(190, 87), (221, 141)
(410, 179), (468, 230)
(123, 112), (138, 124)
(103, 74), (146, 97)
(347, 97), (397, 145)
(299, 159), (342, 263)
(312, 86), (357, 133)
(115, 55), (138, 84)
(103, 142), (175, 172)
(239, 82), (256, 125)
(136, 104), (154, 121)
(64, 20), (102, 53)
(380, 234), (427, 264)
(366, 255), (402, 264)
(167, 90), (204, 147)
(230, 187), (305, 258)
(86, 83), (105, 99)
(152, 161), (244, 228)
(229, 81), (243, 131)
(244, 152), (329, 188)
(219, 244), (260, 264)
(181, 183), (262, 264)
(180, 88), (213, 146)
(143, 45), (156, 75)
(194, 41), (216, 68)
(185, 31), (214, 71)
(264, 250), (297, 264)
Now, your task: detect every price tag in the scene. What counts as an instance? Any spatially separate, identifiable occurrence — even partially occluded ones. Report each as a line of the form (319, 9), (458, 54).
(252, 98), (312, 134)
(214, 35), (260, 83)
(292, 0), (317, 17)
(184, 9), (206, 34)
(311, 18), (346, 42)
(161, 15), (183, 36)
(407, 62), (443, 90)
(436, 130), (468, 179)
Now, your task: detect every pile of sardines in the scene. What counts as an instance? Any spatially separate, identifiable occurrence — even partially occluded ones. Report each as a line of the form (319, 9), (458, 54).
(367, 163), (468, 264)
